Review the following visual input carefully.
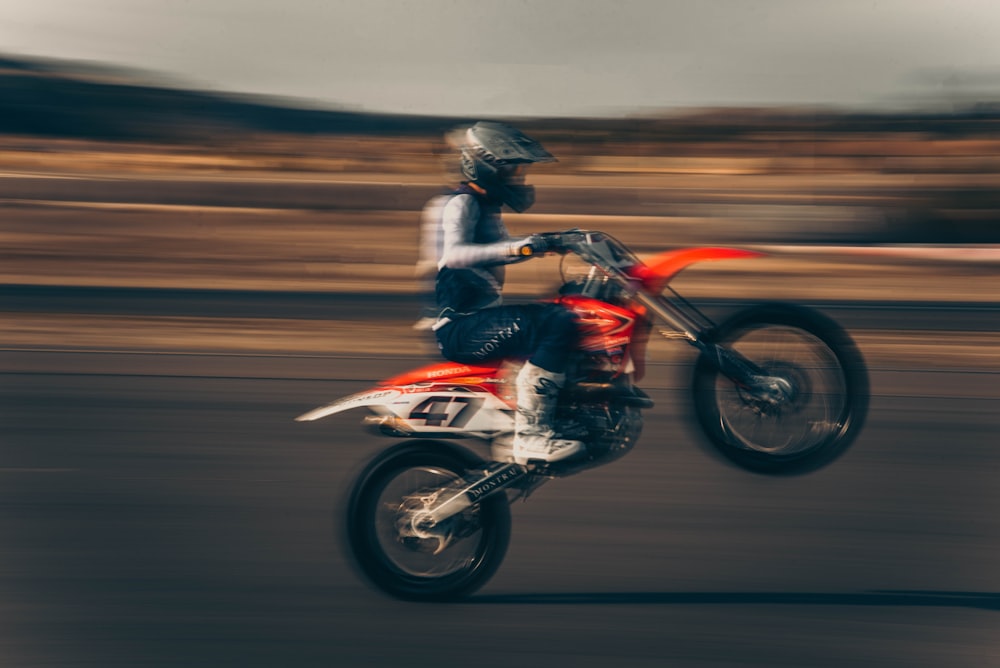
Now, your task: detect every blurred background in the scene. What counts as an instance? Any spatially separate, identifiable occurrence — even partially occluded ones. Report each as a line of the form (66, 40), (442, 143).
(2, 2), (999, 667)
(2, 47), (998, 351)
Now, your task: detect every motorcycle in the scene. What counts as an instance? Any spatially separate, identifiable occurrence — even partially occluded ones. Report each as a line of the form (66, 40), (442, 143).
(296, 230), (869, 601)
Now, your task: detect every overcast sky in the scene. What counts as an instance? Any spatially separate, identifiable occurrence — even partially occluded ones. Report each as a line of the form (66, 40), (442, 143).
(3, 0), (1000, 117)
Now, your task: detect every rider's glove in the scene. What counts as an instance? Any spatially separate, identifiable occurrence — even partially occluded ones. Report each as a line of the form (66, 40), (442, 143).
(509, 234), (549, 259)
(525, 234), (553, 255)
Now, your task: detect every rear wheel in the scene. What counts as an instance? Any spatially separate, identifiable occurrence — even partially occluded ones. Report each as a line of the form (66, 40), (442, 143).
(344, 440), (511, 601)
(692, 304), (869, 474)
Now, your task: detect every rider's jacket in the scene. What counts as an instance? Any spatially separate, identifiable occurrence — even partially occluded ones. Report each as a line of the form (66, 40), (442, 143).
(420, 184), (526, 328)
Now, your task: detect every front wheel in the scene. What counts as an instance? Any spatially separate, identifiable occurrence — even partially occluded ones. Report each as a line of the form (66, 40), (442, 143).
(344, 440), (511, 601)
(692, 304), (869, 474)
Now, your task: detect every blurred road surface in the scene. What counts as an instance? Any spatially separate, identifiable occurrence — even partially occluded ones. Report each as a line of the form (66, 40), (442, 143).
(2, 298), (1000, 667)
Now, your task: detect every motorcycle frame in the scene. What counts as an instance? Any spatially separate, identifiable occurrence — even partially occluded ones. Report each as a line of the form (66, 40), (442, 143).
(397, 232), (784, 530)
(563, 232), (794, 398)
(298, 231), (792, 533)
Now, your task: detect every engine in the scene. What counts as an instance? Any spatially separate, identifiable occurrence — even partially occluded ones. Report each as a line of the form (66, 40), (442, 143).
(554, 380), (649, 472)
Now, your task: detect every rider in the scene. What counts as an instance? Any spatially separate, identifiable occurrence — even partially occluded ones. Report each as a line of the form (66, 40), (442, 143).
(421, 121), (583, 465)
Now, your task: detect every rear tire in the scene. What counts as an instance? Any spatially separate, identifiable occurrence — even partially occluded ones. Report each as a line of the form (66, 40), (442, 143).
(692, 303), (868, 474)
(344, 440), (511, 601)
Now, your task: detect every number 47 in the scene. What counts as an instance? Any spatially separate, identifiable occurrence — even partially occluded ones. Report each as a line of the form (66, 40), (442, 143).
(408, 396), (484, 428)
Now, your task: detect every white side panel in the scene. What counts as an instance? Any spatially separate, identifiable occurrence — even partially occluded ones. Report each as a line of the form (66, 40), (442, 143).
(296, 386), (514, 436)
(385, 390), (513, 435)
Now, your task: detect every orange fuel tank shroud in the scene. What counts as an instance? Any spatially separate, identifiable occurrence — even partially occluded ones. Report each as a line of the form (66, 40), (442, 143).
(557, 294), (636, 333)
(631, 247), (766, 293)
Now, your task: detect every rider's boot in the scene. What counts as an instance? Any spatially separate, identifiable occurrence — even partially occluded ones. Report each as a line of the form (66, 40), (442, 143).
(512, 361), (584, 465)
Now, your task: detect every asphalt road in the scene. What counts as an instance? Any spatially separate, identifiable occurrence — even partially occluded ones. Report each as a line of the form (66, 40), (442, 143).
(3, 332), (1000, 667)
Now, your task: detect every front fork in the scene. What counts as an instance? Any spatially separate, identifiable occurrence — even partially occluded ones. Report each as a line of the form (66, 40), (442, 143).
(696, 340), (796, 405)
(633, 290), (795, 405)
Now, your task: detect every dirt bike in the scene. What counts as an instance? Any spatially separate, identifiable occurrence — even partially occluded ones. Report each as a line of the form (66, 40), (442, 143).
(296, 230), (869, 601)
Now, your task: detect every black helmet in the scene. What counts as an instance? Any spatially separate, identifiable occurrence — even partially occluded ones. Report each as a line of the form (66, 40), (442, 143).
(448, 121), (556, 212)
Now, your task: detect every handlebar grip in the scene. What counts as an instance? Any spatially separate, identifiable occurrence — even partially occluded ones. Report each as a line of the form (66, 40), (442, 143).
(538, 232), (568, 254)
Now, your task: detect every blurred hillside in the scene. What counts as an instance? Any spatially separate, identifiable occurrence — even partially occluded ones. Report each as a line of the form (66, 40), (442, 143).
(0, 54), (463, 139)
(3, 53), (999, 142)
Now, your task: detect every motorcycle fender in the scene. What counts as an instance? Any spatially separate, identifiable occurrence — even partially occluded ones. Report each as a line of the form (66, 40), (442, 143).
(295, 387), (403, 422)
(636, 247), (765, 292)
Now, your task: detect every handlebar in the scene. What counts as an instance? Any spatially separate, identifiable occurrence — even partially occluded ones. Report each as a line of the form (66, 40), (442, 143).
(534, 232), (570, 255)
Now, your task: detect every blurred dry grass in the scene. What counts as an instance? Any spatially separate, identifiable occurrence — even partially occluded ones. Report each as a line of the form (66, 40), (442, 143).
(1, 128), (997, 299)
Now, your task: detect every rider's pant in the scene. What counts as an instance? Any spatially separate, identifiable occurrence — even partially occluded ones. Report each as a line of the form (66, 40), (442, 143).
(435, 303), (580, 373)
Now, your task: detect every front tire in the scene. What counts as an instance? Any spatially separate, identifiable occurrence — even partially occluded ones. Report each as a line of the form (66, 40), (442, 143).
(692, 303), (869, 474)
(344, 440), (511, 601)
